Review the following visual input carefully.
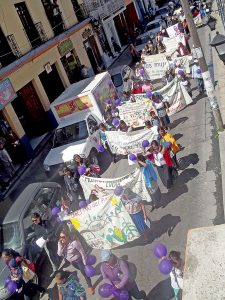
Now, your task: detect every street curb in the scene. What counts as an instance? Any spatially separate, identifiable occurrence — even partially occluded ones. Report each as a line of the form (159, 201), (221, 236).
(219, 132), (225, 217)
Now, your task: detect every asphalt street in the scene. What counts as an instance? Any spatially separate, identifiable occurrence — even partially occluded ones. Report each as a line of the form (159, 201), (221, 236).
(0, 25), (223, 300)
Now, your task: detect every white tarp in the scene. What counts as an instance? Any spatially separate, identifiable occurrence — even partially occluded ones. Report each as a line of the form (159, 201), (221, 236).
(106, 128), (157, 155)
(79, 167), (151, 202)
(66, 195), (140, 249)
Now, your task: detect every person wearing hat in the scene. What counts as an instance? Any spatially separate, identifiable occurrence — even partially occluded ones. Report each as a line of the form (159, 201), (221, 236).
(100, 250), (147, 299)
(191, 59), (204, 94)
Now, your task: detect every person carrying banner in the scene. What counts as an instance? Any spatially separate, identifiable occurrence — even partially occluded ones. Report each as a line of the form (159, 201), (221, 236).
(137, 155), (161, 211)
(100, 250), (148, 299)
(98, 123), (116, 163)
(57, 228), (95, 295)
(120, 187), (150, 241)
(151, 92), (170, 129)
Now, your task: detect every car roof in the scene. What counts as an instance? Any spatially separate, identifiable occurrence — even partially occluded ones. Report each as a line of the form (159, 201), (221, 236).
(2, 182), (60, 224)
(146, 19), (161, 26)
(108, 65), (127, 76)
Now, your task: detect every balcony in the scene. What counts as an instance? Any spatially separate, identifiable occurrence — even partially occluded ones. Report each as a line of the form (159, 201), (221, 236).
(81, 0), (125, 19)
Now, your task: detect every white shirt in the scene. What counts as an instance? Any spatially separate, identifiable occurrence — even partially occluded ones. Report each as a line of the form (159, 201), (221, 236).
(170, 267), (183, 289)
(153, 152), (166, 166)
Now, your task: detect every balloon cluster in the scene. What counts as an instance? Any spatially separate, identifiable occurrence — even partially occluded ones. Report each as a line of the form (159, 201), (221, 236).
(51, 207), (61, 223)
(5, 279), (17, 293)
(153, 244), (173, 275)
(98, 283), (129, 299)
(78, 165), (86, 176)
(84, 255), (97, 277)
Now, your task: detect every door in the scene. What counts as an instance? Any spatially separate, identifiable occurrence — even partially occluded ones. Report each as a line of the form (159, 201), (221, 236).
(61, 52), (82, 84)
(39, 64), (65, 103)
(15, 2), (41, 48)
(12, 82), (49, 137)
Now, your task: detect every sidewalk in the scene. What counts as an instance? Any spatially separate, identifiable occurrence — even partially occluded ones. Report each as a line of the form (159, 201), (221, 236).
(210, 2), (225, 217)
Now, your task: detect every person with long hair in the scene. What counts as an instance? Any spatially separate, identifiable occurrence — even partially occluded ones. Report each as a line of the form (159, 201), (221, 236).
(151, 92), (170, 129)
(150, 140), (174, 189)
(57, 228), (95, 295)
(2, 248), (45, 300)
(137, 155), (161, 211)
(169, 251), (184, 300)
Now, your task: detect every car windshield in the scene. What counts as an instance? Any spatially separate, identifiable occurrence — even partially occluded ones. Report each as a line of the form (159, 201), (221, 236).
(1, 222), (21, 251)
(146, 22), (160, 31)
(136, 35), (150, 46)
(111, 74), (123, 88)
(53, 120), (88, 148)
(157, 8), (168, 15)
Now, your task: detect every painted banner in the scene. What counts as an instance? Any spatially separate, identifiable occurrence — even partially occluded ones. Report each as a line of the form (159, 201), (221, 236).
(106, 128), (158, 155)
(66, 195), (140, 249)
(119, 78), (193, 127)
(0, 79), (17, 109)
(173, 56), (191, 73)
(54, 95), (93, 118)
(142, 54), (168, 80)
(80, 167), (151, 202)
(163, 34), (186, 53)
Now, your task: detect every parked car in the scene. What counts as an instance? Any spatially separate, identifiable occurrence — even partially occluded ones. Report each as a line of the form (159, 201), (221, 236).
(135, 33), (152, 53)
(0, 182), (62, 300)
(145, 19), (161, 38)
(155, 6), (169, 19)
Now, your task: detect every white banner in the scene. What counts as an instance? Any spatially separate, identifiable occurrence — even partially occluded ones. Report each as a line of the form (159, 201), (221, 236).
(106, 129), (157, 155)
(173, 56), (191, 73)
(119, 78), (193, 127)
(80, 167), (151, 203)
(163, 34), (186, 53)
(66, 195), (140, 249)
(142, 54), (168, 80)
(166, 23), (180, 38)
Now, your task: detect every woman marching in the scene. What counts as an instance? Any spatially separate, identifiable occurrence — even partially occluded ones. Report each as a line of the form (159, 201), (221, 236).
(151, 92), (170, 129)
(98, 123), (116, 163)
(137, 154), (162, 211)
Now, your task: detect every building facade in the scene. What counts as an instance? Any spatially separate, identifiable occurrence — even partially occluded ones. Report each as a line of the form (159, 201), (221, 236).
(0, 0), (104, 160)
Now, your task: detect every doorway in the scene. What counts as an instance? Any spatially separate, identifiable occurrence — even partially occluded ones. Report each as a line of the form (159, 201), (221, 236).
(84, 36), (102, 74)
(39, 63), (65, 103)
(15, 2), (41, 48)
(61, 51), (82, 84)
(12, 82), (49, 138)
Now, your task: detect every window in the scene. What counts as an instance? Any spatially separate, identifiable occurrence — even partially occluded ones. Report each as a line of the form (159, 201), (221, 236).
(87, 115), (98, 134)
(1, 222), (21, 250)
(53, 121), (88, 148)
(111, 74), (123, 88)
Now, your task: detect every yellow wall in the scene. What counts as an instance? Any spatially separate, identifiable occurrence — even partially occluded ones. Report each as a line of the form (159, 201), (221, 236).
(0, 0), (78, 55)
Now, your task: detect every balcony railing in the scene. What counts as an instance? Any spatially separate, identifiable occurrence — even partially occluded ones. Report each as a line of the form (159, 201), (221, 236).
(35, 22), (48, 42)
(82, 0), (125, 17)
(7, 34), (22, 57)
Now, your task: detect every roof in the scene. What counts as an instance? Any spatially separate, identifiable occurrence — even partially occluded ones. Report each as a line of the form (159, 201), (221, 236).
(3, 182), (60, 224)
(108, 65), (127, 76)
(51, 72), (109, 105)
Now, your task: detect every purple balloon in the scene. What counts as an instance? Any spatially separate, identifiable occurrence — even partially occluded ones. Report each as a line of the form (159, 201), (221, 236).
(112, 118), (120, 127)
(153, 243), (167, 259)
(197, 68), (202, 74)
(51, 207), (60, 216)
(114, 185), (123, 196)
(139, 68), (145, 76)
(119, 289), (129, 300)
(115, 99), (121, 106)
(98, 283), (113, 298)
(56, 216), (62, 223)
(159, 258), (173, 275)
(112, 288), (121, 298)
(98, 144), (104, 153)
(129, 153), (137, 161)
(105, 99), (111, 105)
(86, 255), (97, 265)
(142, 140), (150, 148)
(84, 265), (96, 277)
(6, 280), (17, 293)
(177, 69), (184, 76)
(146, 90), (152, 99)
(79, 200), (87, 209)
(112, 109), (116, 116)
(78, 165), (86, 175)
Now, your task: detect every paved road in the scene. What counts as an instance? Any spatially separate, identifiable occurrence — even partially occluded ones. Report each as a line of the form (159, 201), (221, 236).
(1, 25), (223, 300)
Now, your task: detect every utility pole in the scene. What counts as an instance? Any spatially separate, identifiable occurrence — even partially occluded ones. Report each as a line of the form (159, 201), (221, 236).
(180, 0), (224, 131)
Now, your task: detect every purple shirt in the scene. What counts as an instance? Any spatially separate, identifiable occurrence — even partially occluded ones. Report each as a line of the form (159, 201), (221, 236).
(100, 259), (133, 290)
